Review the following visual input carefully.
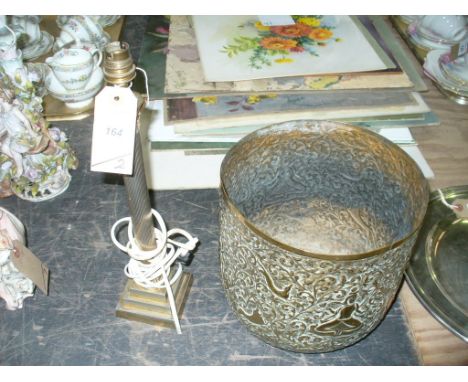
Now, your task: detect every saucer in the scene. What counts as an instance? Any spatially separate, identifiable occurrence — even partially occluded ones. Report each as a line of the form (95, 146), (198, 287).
(424, 50), (468, 93)
(22, 31), (54, 61)
(424, 50), (468, 104)
(440, 55), (468, 87)
(46, 68), (104, 109)
(434, 83), (468, 105)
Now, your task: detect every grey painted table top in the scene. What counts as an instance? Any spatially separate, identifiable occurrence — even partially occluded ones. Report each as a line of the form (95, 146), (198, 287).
(0, 16), (419, 365)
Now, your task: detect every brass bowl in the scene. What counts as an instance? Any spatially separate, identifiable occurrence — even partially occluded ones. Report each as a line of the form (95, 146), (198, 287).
(219, 120), (429, 353)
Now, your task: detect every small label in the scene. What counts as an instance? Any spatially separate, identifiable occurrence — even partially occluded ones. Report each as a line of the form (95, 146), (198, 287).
(452, 198), (468, 219)
(11, 240), (49, 295)
(258, 15), (295, 27)
(450, 39), (468, 60)
(91, 86), (137, 175)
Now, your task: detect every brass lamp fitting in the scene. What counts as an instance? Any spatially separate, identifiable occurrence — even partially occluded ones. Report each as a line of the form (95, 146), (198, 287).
(103, 41), (136, 86)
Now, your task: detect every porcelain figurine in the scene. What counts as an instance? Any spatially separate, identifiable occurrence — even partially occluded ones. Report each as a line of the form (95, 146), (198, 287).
(0, 207), (34, 311)
(0, 30), (78, 202)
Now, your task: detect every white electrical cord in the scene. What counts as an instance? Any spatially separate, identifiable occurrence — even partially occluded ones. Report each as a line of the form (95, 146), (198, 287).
(437, 188), (459, 211)
(135, 66), (150, 102)
(111, 209), (198, 334)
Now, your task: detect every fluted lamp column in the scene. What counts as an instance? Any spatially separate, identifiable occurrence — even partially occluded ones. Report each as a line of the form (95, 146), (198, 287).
(104, 41), (193, 329)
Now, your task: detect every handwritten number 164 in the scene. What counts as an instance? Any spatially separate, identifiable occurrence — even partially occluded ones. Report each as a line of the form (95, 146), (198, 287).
(106, 127), (123, 137)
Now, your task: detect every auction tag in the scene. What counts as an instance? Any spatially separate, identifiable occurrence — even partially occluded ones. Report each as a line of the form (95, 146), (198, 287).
(258, 15), (295, 26)
(91, 86), (137, 175)
(11, 240), (49, 295)
(450, 38), (468, 60)
(453, 199), (468, 219)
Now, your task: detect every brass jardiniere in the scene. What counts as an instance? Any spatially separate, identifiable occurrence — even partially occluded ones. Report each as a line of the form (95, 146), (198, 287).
(219, 120), (429, 353)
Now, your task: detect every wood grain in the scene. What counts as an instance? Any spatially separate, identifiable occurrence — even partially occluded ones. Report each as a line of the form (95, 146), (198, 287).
(401, 283), (468, 365)
(386, 18), (468, 366)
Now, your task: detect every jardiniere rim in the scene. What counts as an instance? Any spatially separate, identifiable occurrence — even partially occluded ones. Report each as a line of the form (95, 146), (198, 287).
(220, 119), (429, 262)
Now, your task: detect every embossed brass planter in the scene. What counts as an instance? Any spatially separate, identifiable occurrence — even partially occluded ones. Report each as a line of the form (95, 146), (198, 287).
(219, 120), (429, 353)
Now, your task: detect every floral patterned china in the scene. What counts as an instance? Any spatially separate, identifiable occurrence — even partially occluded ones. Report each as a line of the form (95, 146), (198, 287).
(55, 15), (110, 51)
(45, 47), (102, 91)
(20, 30), (54, 61)
(45, 62), (104, 109)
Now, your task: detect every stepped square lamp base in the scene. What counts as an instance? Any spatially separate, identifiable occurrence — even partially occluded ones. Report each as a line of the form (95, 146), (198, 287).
(115, 271), (193, 330)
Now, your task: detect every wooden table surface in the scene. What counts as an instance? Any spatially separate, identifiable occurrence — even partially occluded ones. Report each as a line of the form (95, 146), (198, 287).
(390, 22), (468, 366)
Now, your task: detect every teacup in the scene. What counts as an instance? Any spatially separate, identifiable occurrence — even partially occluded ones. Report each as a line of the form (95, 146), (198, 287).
(66, 40), (99, 53)
(46, 64), (104, 109)
(417, 15), (467, 44)
(56, 15), (108, 50)
(9, 15), (42, 46)
(45, 47), (102, 91)
(81, 15), (106, 39)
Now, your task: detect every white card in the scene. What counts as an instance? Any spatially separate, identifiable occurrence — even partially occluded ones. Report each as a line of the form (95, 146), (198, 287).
(91, 86), (137, 175)
(378, 127), (414, 143)
(257, 15), (295, 26)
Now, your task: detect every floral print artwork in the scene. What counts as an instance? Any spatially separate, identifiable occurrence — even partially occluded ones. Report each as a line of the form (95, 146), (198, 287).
(163, 16), (413, 95)
(222, 16), (341, 69)
(191, 16), (390, 82)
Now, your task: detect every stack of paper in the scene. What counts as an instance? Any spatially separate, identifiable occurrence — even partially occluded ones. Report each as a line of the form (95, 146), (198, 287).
(135, 15), (437, 190)
(140, 101), (434, 190)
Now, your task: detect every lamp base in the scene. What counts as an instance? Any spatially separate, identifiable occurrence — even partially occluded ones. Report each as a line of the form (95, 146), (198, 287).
(115, 272), (192, 330)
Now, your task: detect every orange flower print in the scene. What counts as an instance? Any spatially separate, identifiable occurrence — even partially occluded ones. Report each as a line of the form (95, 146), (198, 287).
(222, 16), (339, 69)
(308, 28), (334, 40)
(270, 23), (312, 37)
(260, 37), (297, 51)
(290, 46), (305, 52)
